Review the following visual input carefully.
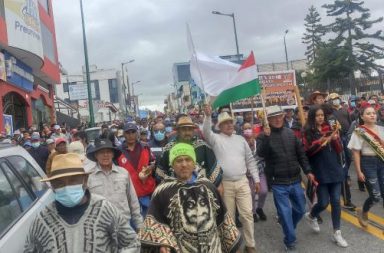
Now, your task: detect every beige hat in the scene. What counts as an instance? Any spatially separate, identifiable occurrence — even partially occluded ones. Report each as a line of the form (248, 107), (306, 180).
(217, 112), (233, 126)
(41, 153), (89, 182)
(328, 93), (340, 100)
(68, 141), (85, 161)
(176, 115), (196, 128)
(266, 105), (284, 118)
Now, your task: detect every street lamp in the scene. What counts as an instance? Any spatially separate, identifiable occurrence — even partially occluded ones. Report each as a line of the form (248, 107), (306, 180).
(212, 10), (240, 62)
(284, 29), (289, 70)
(79, 0), (95, 127)
(131, 81), (141, 115)
(121, 59), (135, 117)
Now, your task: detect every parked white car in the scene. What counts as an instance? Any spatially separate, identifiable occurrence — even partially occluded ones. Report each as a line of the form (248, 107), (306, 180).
(0, 143), (54, 252)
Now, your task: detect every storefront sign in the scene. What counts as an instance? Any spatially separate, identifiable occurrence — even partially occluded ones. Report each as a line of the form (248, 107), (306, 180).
(231, 70), (297, 112)
(3, 114), (14, 136)
(4, 0), (44, 58)
(4, 52), (34, 91)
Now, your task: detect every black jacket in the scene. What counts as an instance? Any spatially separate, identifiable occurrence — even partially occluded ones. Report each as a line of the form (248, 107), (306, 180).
(257, 127), (311, 185)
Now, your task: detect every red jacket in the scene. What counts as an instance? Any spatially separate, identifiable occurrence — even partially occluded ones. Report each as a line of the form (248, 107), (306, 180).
(118, 143), (156, 197)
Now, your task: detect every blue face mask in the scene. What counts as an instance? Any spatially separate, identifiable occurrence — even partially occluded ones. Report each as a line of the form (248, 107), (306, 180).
(55, 184), (85, 207)
(165, 126), (173, 133)
(350, 101), (356, 108)
(31, 142), (40, 148)
(154, 131), (166, 141)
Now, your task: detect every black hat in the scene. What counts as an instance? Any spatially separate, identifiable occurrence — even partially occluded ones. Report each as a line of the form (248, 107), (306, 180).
(86, 138), (121, 162)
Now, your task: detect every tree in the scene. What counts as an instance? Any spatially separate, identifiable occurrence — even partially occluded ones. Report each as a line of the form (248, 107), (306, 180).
(302, 6), (326, 65)
(323, 0), (384, 76)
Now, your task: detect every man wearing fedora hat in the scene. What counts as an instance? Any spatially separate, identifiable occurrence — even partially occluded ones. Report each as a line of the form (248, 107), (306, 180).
(117, 122), (157, 216)
(309, 91), (328, 106)
(87, 138), (143, 231)
(203, 105), (259, 253)
(24, 153), (140, 253)
(157, 114), (223, 193)
(257, 105), (315, 252)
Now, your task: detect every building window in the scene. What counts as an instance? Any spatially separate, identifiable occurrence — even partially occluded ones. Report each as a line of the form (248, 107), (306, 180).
(63, 82), (76, 93)
(108, 79), (118, 103)
(38, 0), (50, 14)
(91, 80), (100, 100)
(0, 0), (5, 18)
(41, 23), (56, 63)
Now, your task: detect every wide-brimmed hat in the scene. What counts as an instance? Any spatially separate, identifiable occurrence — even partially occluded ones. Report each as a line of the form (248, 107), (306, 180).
(41, 153), (89, 182)
(176, 115), (196, 128)
(328, 93), (340, 100)
(86, 138), (121, 162)
(266, 105), (284, 118)
(217, 112), (234, 126)
(310, 91), (328, 102)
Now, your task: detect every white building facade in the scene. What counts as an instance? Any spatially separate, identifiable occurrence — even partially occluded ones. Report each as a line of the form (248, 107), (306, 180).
(55, 65), (125, 124)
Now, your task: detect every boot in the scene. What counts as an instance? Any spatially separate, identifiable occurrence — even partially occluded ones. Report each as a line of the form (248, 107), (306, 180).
(256, 208), (267, 221)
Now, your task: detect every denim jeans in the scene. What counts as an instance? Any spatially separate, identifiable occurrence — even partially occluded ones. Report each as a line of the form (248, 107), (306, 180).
(361, 156), (384, 212)
(272, 182), (306, 247)
(310, 182), (342, 230)
(341, 136), (352, 204)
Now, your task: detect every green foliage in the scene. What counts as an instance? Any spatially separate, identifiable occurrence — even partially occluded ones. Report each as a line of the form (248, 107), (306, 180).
(302, 6), (326, 65)
(321, 0), (384, 76)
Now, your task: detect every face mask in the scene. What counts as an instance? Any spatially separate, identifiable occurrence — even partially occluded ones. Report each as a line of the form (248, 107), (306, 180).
(165, 126), (173, 133)
(31, 142), (40, 148)
(332, 99), (341, 106)
(243, 129), (253, 137)
(154, 131), (165, 141)
(350, 101), (356, 108)
(55, 184), (85, 207)
(119, 137), (125, 143)
(111, 128), (117, 133)
(237, 116), (244, 125)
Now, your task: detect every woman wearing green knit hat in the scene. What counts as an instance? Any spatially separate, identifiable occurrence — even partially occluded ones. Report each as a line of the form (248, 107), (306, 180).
(140, 143), (242, 253)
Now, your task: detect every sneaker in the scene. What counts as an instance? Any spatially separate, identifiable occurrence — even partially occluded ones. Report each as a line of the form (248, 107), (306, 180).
(305, 212), (320, 233)
(333, 230), (348, 248)
(253, 213), (259, 223)
(357, 208), (368, 228)
(285, 244), (298, 252)
(256, 208), (267, 221)
(343, 202), (356, 211)
(316, 215), (323, 224)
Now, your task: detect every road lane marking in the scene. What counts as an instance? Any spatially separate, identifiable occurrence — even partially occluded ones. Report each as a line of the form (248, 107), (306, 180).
(326, 206), (384, 240)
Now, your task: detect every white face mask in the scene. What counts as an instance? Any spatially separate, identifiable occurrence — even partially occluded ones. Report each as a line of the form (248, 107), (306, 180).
(332, 99), (341, 106)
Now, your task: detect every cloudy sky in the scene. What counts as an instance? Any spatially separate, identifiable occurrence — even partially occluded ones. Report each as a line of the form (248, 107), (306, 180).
(52, 0), (384, 111)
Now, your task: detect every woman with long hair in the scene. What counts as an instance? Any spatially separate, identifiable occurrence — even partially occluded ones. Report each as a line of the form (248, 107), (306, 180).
(348, 105), (384, 227)
(302, 106), (348, 247)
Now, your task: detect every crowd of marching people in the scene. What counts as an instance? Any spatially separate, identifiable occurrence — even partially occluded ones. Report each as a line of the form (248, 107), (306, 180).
(4, 90), (383, 252)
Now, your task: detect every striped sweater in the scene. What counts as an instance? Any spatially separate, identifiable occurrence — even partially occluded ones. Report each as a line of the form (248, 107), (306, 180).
(24, 194), (140, 253)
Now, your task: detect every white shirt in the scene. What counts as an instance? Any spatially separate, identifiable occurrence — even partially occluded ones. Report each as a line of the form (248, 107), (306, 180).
(348, 125), (384, 156)
(203, 116), (259, 183)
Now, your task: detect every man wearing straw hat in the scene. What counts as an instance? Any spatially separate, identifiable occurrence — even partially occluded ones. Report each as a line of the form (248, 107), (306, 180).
(157, 114), (223, 193)
(24, 153), (140, 253)
(257, 105), (315, 252)
(203, 105), (259, 253)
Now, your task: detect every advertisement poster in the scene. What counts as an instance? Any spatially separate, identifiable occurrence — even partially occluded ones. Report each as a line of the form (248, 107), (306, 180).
(3, 114), (13, 136)
(0, 53), (6, 81)
(231, 70), (297, 112)
(4, 0), (44, 58)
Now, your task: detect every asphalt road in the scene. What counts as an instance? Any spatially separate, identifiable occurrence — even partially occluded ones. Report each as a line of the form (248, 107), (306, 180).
(249, 166), (384, 253)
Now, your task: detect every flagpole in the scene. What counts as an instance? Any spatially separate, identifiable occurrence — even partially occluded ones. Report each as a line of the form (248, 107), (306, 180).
(251, 96), (255, 126)
(187, 23), (207, 104)
(260, 88), (269, 129)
